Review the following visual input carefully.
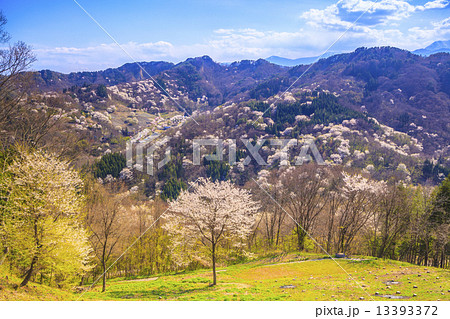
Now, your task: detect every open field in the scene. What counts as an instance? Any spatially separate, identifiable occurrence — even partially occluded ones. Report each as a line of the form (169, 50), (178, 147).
(2, 254), (449, 301)
(80, 257), (450, 301)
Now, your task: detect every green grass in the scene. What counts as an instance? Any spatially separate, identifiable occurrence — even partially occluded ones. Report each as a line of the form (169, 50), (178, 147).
(0, 265), (74, 301)
(79, 255), (450, 301)
(2, 254), (449, 301)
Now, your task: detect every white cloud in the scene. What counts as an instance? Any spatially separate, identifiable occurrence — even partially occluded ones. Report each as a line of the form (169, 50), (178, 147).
(339, 0), (415, 19)
(207, 28), (338, 58)
(417, 0), (449, 11)
(302, 0), (449, 30)
(32, 29), (343, 72)
(298, 0), (450, 51)
(302, 6), (354, 30)
(33, 41), (174, 72)
(408, 17), (450, 41)
(31, 1), (449, 72)
(433, 16), (450, 29)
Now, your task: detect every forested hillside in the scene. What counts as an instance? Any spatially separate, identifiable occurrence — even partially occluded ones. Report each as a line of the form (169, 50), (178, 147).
(32, 47), (450, 159)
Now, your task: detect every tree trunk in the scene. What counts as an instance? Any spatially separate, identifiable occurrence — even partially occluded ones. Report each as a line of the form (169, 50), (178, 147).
(20, 255), (37, 287)
(424, 240), (429, 266)
(338, 232), (346, 254)
(296, 225), (306, 251)
(21, 220), (40, 287)
(275, 213), (283, 247)
(102, 260), (106, 292)
(326, 212), (335, 253)
(0, 247), (8, 265)
(211, 242), (217, 286)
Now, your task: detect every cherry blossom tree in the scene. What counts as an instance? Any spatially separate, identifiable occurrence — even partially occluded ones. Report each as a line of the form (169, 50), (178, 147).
(335, 173), (384, 254)
(165, 178), (259, 285)
(0, 148), (92, 287)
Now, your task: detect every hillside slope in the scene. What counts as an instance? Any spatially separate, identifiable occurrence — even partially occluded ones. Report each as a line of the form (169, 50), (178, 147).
(32, 47), (450, 155)
(79, 255), (450, 301)
(0, 266), (73, 301)
(23, 47), (450, 189)
(34, 61), (175, 91)
(3, 255), (447, 301)
(287, 47), (450, 155)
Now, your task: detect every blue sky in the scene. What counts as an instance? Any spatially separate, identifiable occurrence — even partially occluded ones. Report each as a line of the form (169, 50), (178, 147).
(1, 0), (449, 72)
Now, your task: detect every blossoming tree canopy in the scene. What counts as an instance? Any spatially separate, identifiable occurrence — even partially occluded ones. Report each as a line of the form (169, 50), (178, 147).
(1, 148), (92, 287)
(165, 178), (260, 285)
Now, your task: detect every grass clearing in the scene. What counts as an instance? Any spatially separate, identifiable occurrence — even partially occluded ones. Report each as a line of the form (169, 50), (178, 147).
(1, 255), (448, 301)
(79, 255), (450, 301)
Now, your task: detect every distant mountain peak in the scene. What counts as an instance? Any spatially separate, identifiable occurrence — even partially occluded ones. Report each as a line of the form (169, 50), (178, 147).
(185, 55), (215, 63)
(265, 52), (337, 67)
(413, 40), (450, 56)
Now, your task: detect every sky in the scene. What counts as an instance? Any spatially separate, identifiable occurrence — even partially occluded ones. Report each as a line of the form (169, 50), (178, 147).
(1, 0), (449, 72)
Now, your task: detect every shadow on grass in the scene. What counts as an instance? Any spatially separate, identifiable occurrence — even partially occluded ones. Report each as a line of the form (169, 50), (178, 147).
(103, 284), (214, 300)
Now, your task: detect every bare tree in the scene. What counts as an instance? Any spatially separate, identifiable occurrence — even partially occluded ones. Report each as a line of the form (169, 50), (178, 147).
(86, 182), (130, 292)
(252, 171), (287, 248)
(0, 12), (71, 153)
(323, 167), (345, 253)
(0, 11), (36, 131)
(281, 165), (328, 251)
(375, 183), (412, 258)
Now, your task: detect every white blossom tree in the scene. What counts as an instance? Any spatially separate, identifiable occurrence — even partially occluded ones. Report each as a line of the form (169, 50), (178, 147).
(165, 178), (259, 285)
(335, 172), (384, 254)
(0, 148), (92, 287)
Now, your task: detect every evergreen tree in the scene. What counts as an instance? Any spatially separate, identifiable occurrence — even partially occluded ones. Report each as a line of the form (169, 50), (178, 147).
(161, 178), (186, 201)
(93, 153), (126, 179)
(430, 175), (450, 225)
(96, 84), (108, 98)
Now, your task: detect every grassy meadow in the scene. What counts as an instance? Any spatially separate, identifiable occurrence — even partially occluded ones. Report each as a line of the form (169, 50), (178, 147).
(80, 257), (449, 301)
(2, 254), (449, 301)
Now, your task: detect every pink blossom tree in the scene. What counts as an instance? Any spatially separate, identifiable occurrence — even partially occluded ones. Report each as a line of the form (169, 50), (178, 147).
(165, 178), (259, 285)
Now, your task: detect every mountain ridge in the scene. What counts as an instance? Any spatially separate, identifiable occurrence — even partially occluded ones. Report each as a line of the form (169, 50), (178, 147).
(265, 52), (337, 66)
(413, 40), (450, 56)
(34, 61), (175, 91)
(29, 46), (450, 163)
